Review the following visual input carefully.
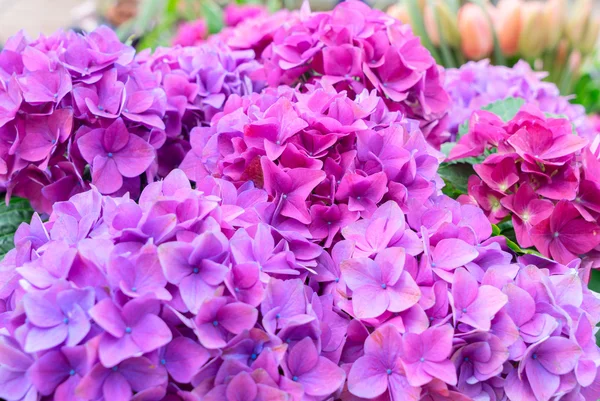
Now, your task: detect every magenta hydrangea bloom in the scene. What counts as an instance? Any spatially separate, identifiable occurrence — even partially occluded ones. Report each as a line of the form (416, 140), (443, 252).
(0, 28), (263, 214)
(215, 1), (450, 146)
(445, 60), (594, 140)
(180, 82), (445, 247)
(450, 104), (600, 265)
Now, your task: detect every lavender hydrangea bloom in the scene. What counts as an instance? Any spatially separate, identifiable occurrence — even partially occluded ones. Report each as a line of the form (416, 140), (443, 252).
(0, 165), (598, 400)
(445, 60), (593, 140)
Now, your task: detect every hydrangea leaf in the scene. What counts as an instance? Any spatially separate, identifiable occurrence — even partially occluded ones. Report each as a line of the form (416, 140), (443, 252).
(491, 224), (501, 236)
(491, 221), (542, 257)
(438, 163), (475, 198)
(0, 197), (35, 259)
(480, 97), (526, 122)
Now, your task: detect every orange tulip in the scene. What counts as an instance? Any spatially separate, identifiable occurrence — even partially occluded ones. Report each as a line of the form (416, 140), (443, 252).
(494, 0), (522, 56)
(458, 3), (493, 60)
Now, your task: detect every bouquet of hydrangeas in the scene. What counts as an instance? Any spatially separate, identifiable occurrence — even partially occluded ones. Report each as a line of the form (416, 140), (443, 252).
(0, 3), (600, 401)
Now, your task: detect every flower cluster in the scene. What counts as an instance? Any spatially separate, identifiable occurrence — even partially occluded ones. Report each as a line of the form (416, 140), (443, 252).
(1, 168), (599, 401)
(445, 60), (593, 139)
(180, 82), (445, 246)
(449, 104), (600, 265)
(217, 1), (451, 146)
(0, 27), (262, 214)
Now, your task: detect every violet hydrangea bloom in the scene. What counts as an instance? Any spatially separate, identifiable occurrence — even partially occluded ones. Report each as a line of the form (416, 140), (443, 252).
(0, 169), (348, 400)
(0, 27), (264, 214)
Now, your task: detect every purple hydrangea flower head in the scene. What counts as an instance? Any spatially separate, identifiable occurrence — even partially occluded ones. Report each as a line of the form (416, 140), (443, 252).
(0, 27), (264, 213)
(181, 83), (445, 246)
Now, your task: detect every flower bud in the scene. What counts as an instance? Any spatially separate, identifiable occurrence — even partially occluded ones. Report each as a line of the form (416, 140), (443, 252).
(494, 0), (522, 56)
(518, 2), (547, 59)
(424, 0), (460, 48)
(458, 3), (493, 60)
(554, 39), (569, 66)
(544, 0), (567, 49)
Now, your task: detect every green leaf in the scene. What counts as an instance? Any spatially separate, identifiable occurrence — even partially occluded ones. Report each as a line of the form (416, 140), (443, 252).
(438, 162), (476, 197)
(440, 142), (455, 158)
(481, 97), (526, 122)
(266, 0), (282, 12)
(490, 219), (543, 256)
(201, 0), (224, 35)
(457, 120), (469, 140)
(590, 269), (600, 293)
(0, 197), (34, 259)
(491, 224), (501, 236)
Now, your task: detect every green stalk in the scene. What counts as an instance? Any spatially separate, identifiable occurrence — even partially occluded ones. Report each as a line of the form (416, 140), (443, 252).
(428, 0), (457, 68)
(558, 50), (575, 95)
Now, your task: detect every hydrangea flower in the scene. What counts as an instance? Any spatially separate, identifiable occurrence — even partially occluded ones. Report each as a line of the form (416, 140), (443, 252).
(445, 60), (593, 140)
(449, 104), (600, 265)
(216, 1), (450, 146)
(180, 82), (445, 248)
(0, 28), (263, 214)
(0, 166), (598, 401)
